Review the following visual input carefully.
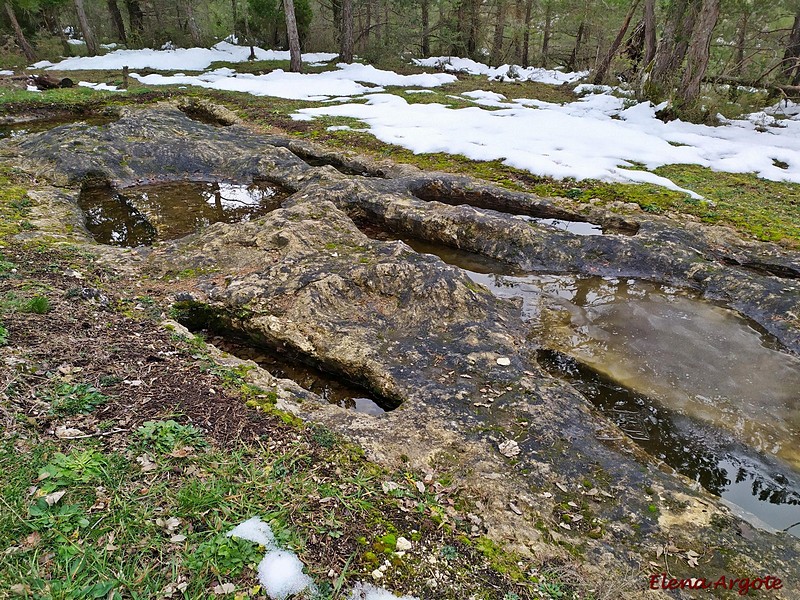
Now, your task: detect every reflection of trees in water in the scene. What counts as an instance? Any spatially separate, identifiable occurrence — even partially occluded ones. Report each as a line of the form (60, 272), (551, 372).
(538, 349), (800, 507)
(79, 191), (156, 246)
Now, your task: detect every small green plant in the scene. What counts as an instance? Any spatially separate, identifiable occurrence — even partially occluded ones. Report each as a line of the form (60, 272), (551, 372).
(0, 322), (7, 346)
(43, 382), (107, 416)
(38, 450), (109, 491)
(136, 420), (208, 454)
(28, 500), (90, 534)
(0, 256), (15, 276)
(440, 544), (458, 560)
(311, 424), (338, 449)
(23, 295), (50, 314)
(185, 534), (262, 577)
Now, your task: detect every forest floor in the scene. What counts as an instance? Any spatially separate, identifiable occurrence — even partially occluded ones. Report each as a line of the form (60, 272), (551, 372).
(1, 52), (799, 599)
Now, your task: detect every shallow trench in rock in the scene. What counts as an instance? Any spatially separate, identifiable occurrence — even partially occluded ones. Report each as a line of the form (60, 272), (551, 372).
(78, 180), (291, 246)
(406, 179), (638, 236)
(360, 221), (800, 536)
(207, 333), (388, 415)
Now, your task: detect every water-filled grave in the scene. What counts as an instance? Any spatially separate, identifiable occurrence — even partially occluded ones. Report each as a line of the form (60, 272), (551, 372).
(362, 227), (800, 535)
(79, 180), (290, 246)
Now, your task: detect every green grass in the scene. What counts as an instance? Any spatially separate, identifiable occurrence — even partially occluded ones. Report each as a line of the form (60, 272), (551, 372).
(41, 383), (108, 416)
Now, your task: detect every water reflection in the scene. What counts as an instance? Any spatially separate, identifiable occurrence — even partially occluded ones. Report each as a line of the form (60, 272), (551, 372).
(79, 180), (289, 246)
(521, 215), (604, 236)
(369, 230), (800, 534)
(539, 350), (800, 535)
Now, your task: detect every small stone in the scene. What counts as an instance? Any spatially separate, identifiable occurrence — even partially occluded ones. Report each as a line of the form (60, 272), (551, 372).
(174, 292), (196, 302)
(396, 536), (412, 551)
(498, 439), (520, 457)
(382, 481), (400, 493)
(496, 357), (511, 366)
(371, 569), (383, 580)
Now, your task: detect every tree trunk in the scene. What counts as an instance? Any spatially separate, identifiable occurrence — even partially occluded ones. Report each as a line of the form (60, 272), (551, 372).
(4, 2), (36, 61)
(567, 22), (586, 71)
(421, 0), (430, 57)
(373, 0), (381, 43)
(490, 0), (506, 66)
(676, 0), (720, 107)
(340, 0), (353, 62)
(125, 0), (144, 42)
(455, 0), (466, 55)
(284, 0), (303, 72)
(782, 12), (800, 84)
(42, 8), (72, 55)
(74, 0), (99, 56)
(733, 11), (748, 76)
(182, 0), (202, 46)
(593, 0), (641, 84)
(645, 0), (698, 100)
(106, 0), (127, 43)
(643, 0), (655, 64)
(231, 0), (238, 38)
(521, 0), (532, 67)
(541, 1), (552, 67)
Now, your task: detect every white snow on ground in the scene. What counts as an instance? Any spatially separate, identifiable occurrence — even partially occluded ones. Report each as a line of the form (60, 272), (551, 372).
(227, 518), (419, 600)
(130, 63), (455, 101)
(348, 582), (420, 600)
(30, 41), (339, 71)
(0, 70), (13, 76)
(413, 56), (587, 85)
(227, 518), (314, 600)
(77, 81), (124, 92)
(294, 89), (800, 194)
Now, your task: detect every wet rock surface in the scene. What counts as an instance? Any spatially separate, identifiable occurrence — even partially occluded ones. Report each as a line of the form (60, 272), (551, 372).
(4, 105), (800, 596)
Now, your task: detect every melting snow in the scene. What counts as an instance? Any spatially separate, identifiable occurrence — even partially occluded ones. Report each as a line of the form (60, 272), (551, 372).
(412, 56), (587, 85)
(227, 518), (314, 600)
(227, 517), (419, 600)
(294, 89), (800, 194)
(130, 63), (455, 101)
(348, 582), (420, 600)
(78, 81), (124, 92)
(30, 41), (339, 72)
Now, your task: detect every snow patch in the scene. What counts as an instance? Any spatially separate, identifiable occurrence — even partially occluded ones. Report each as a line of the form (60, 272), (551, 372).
(130, 62), (454, 101)
(227, 518), (315, 600)
(258, 550), (315, 600)
(348, 582), (420, 600)
(295, 89), (800, 193)
(31, 41), (339, 72)
(0, 70), (13, 76)
(226, 516), (275, 547)
(412, 56), (587, 85)
(227, 518), (418, 600)
(78, 81), (124, 92)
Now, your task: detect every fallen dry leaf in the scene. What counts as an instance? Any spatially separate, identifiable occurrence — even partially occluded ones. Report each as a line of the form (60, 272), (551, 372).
(169, 446), (195, 458)
(136, 454), (157, 473)
(55, 425), (85, 439)
(213, 583), (236, 595)
(22, 532), (41, 549)
(43, 490), (66, 507)
(381, 481), (400, 493)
